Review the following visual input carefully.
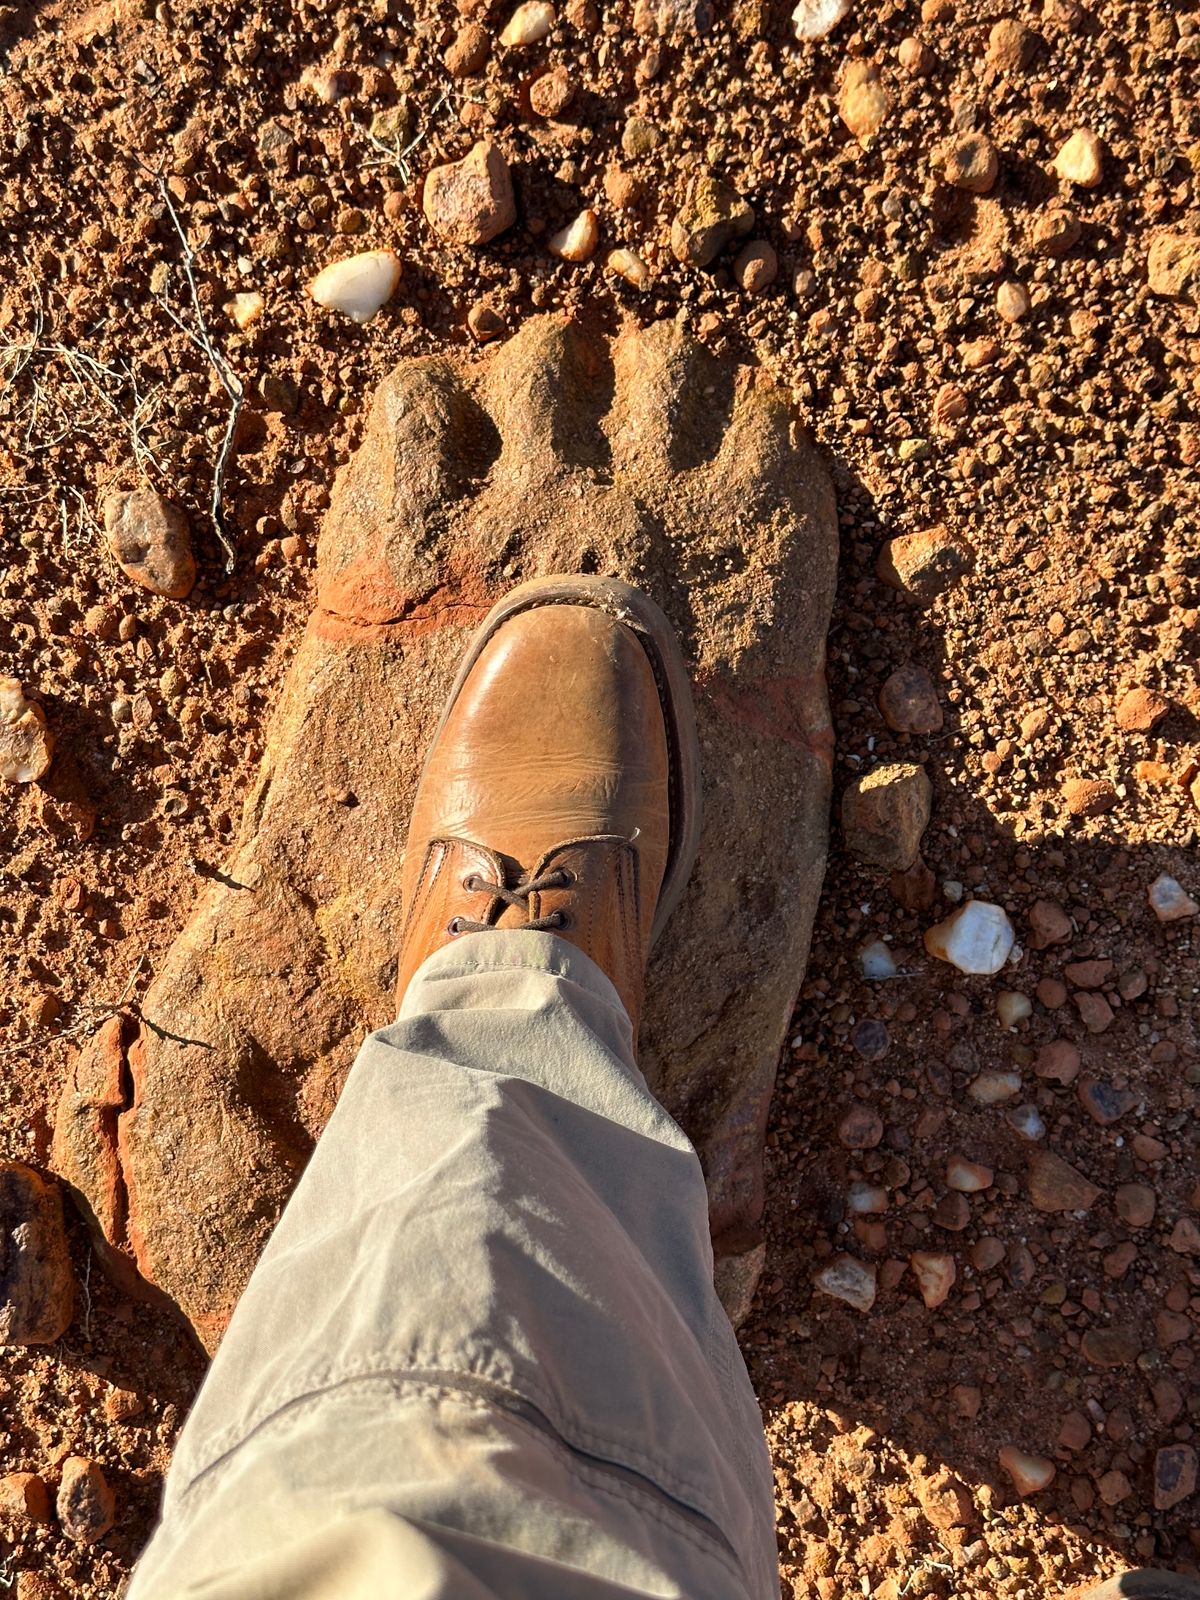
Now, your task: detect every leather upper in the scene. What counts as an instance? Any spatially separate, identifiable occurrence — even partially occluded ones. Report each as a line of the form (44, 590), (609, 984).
(396, 603), (672, 1031)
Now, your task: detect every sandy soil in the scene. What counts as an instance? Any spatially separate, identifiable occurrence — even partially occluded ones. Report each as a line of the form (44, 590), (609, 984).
(1, 0), (1198, 1592)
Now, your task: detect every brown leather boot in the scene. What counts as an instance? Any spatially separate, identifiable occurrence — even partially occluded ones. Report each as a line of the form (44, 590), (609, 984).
(395, 576), (701, 1033)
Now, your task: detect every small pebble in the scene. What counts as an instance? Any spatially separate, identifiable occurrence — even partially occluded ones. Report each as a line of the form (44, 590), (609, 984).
(423, 142), (516, 246)
(996, 281), (1030, 322)
(791, 0), (851, 39)
(859, 939), (897, 979)
(847, 1182), (888, 1215)
(838, 1105), (884, 1149)
(500, 0), (555, 45)
(1114, 1183), (1156, 1228)
(733, 240), (778, 295)
(1035, 1039), (1080, 1085)
(547, 208), (599, 262)
(969, 1070), (1020, 1105)
(0, 680), (54, 784)
(1115, 686), (1170, 732)
(924, 901), (1015, 975)
(910, 1251), (956, 1308)
(943, 132), (998, 194)
(878, 665), (943, 733)
(605, 248), (651, 290)
(998, 1447), (1055, 1497)
(1027, 1150), (1100, 1214)
(877, 526), (974, 607)
(308, 250), (401, 325)
(56, 1457), (115, 1544)
(814, 1254), (877, 1313)
(1006, 1103), (1046, 1141)
(947, 1157), (992, 1193)
(1053, 127), (1104, 187)
(1148, 874), (1198, 922)
(996, 991), (1031, 1027)
(842, 762), (932, 871)
(102, 489), (196, 599)
(1154, 1445), (1197, 1511)
(1077, 1078), (1137, 1126)
(839, 60), (890, 143)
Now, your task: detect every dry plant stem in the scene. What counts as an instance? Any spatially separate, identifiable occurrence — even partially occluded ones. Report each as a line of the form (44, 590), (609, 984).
(362, 89), (450, 182)
(149, 167), (244, 572)
(0, 955), (148, 1062)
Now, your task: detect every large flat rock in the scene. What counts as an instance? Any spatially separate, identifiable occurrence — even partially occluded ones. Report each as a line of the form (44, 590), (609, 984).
(53, 316), (837, 1352)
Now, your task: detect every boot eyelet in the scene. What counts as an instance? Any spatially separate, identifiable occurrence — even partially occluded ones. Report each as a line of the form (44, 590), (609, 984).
(462, 874), (478, 892)
(556, 868), (575, 886)
(552, 911), (570, 930)
(447, 917), (463, 935)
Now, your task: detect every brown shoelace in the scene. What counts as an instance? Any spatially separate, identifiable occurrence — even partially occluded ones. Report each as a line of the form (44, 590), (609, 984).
(449, 868), (574, 936)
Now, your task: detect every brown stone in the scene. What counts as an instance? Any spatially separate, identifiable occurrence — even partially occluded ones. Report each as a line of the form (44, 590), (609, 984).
(444, 22), (489, 76)
(841, 762), (932, 871)
(1115, 686), (1170, 732)
(0, 1472), (53, 1524)
(1114, 1183), (1156, 1227)
(528, 66), (573, 118)
(670, 173), (754, 267)
(1081, 1325), (1141, 1367)
(837, 1105), (884, 1149)
(934, 1191), (970, 1231)
(1027, 1150), (1100, 1214)
(910, 1251), (956, 1309)
(1154, 1445), (1197, 1511)
(1148, 232), (1200, 301)
(0, 1162), (73, 1345)
(943, 132), (999, 193)
(1057, 1410), (1091, 1452)
(877, 526), (974, 607)
(1077, 1079), (1136, 1126)
(56, 1457), (115, 1543)
(1074, 991), (1114, 1033)
(1169, 1217), (1200, 1256)
(53, 317), (839, 1351)
(1063, 959), (1112, 988)
(423, 140), (516, 246)
(916, 1466), (974, 1528)
(1027, 898), (1072, 948)
(1061, 777), (1117, 818)
(878, 666), (943, 733)
(101, 490), (196, 600)
(1035, 1039), (1080, 1084)
(890, 859), (936, 910)
(838, 60), (890, 142)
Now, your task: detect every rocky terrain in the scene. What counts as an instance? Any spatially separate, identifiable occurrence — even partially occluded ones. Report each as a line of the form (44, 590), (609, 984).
(1, 0), (1198, 1594)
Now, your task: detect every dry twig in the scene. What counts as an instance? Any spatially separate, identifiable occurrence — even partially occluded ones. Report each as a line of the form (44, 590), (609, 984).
(146, 167), (244, 571)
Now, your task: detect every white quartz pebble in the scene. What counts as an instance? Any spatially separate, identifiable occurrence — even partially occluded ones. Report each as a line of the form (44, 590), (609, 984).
(604, 248), (651, 291)
(309, 251), (402, 324)
(924, 900), (1015, 975)
(996, 990), (1032, 1028)
(859, 939), (897, 979)
(813, 1254), (876, 1313)
(500, 1), (555, 45)
(792, 0), (851, 39)
(547, 209), (599, 262)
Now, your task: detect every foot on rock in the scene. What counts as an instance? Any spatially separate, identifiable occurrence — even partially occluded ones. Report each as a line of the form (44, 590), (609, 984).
(52, 315), (838, 1351)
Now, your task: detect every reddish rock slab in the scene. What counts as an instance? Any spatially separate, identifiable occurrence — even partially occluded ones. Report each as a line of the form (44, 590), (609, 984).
(52, 317), (838, 1350)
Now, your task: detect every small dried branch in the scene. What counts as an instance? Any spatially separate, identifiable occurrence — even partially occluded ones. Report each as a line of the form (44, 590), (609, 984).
(147, 167), (244, 572)
(361, 90), (449, 183)
(0, 955), (148, 1062)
